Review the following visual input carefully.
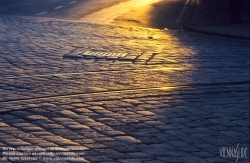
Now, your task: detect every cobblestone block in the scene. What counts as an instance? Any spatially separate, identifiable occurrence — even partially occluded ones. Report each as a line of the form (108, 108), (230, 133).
(114, 136), (141, 144)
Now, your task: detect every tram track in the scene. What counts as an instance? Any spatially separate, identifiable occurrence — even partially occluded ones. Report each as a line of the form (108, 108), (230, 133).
(0, 80), (248, 104)
(0, 67), (186, 79)
(0, 66), (248, 114)
(0, 65), (247, 80)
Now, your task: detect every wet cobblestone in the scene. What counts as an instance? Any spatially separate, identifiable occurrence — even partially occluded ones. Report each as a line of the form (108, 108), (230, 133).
(0, 15), (249, 162)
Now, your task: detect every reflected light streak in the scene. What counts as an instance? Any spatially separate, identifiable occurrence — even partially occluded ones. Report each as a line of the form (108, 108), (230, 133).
(81, 0), (198, 94)
(81, 0), (161, 23)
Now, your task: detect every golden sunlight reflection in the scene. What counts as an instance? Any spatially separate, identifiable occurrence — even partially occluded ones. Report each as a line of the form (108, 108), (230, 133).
(81, 0), (161, 24)
(125, 31), (196, 64)
(128, 0), (161, 7)
(81, 0), (198, 96)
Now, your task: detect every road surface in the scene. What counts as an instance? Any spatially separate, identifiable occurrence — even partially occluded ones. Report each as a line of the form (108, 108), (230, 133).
(0, 0), (188, 29)
(0, 0), (249, 163)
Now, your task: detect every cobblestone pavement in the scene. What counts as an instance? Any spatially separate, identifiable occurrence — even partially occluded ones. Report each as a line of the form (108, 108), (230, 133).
(0, 16), (249, 163)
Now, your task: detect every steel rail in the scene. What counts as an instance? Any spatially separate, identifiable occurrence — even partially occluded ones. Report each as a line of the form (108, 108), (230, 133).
(0, 80), (248, 104)
(0, 67), (188, 79)
(0, 65), (247, 80)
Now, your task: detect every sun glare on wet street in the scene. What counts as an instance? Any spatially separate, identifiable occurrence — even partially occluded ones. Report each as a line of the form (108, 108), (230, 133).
(80, 0), (161, 24)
